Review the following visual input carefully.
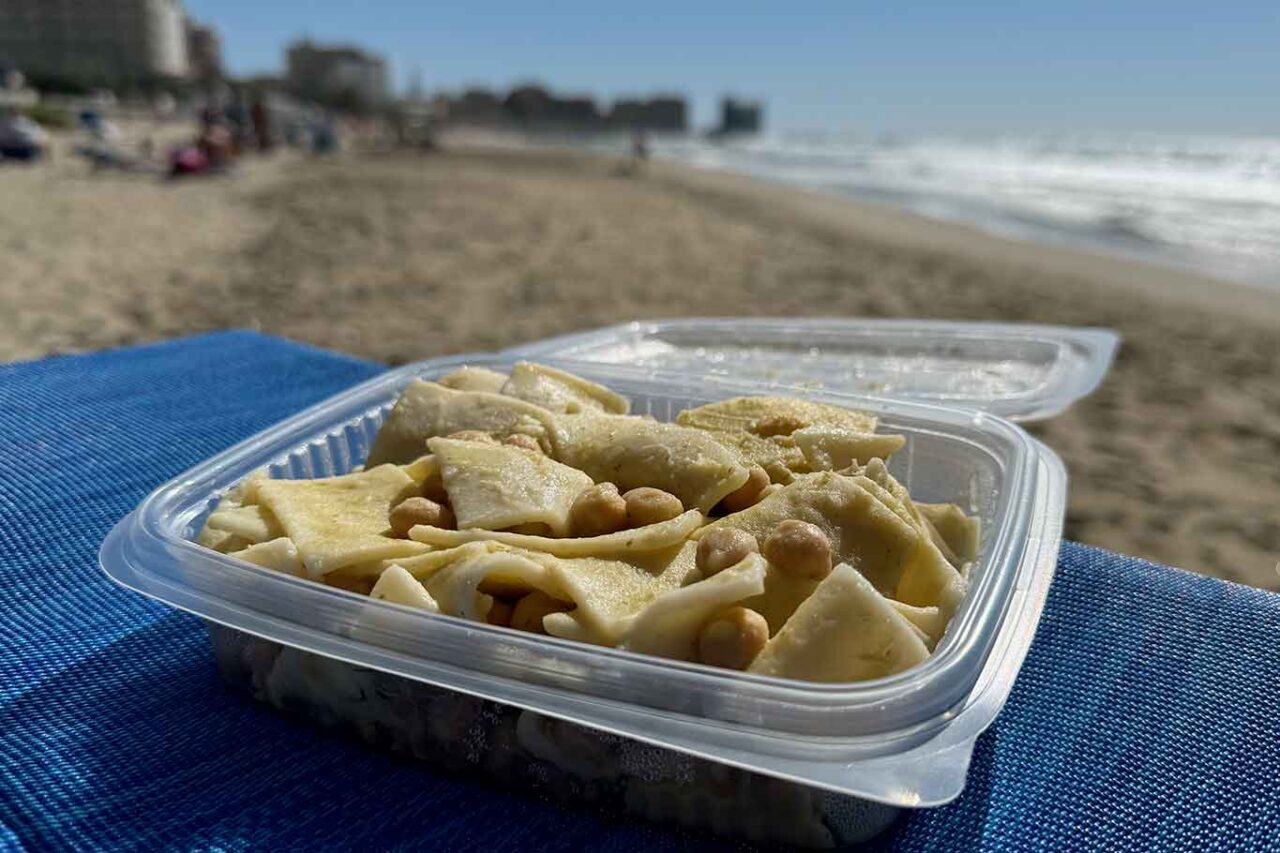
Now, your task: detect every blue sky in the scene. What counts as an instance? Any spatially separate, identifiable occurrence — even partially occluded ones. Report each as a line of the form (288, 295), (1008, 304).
(186, 1), (1280, 134)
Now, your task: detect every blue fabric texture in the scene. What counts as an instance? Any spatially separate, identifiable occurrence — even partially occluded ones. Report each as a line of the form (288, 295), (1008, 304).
(1, 331), (1277, 852)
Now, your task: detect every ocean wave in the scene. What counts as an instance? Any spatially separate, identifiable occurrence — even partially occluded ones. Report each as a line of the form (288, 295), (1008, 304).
(649, 133), (1280, 286)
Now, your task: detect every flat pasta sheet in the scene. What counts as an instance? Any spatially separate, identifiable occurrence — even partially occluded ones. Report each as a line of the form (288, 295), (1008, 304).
(429, 436), (594, 536)
(675, 396), (889, 483)
(408, 509), (703, 558)
(550, 414), (749, 513)
(255, 464), (430, 577)
(229, 537), (305, 577)
(366, 381), (554, 465)
(749, 564), (931, 682)
(624, 554), (768, 661)
(500, 362), (630, 415)
(371, 564), (441, 612)
(437, 366), (510, 394)
(204, 504), (281, 545)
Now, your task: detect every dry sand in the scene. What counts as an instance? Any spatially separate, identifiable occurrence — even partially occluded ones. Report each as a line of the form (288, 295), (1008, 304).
(3, 144), (1277, 588)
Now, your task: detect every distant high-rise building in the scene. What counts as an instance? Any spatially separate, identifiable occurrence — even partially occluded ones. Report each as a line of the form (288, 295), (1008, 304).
(441, 85), (687, 133)
(407, 66), (426, 102)
(608, 95), (687, 132)
(445, 88), (504, 124)
(185, 19), (221, 84)
(0, 0), (190, 88)
(286, 40), (389, 110)
(717, 97), (763, 135)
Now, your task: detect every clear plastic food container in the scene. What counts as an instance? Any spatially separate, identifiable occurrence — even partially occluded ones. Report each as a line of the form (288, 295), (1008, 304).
(100, 319), (1115, 848)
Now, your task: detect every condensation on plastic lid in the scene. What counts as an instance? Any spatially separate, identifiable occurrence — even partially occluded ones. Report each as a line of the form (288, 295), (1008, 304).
(506, 318), (1119, 423)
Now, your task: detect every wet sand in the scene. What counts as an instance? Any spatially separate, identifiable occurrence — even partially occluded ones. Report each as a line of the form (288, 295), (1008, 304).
(3, 144), (1277, 588)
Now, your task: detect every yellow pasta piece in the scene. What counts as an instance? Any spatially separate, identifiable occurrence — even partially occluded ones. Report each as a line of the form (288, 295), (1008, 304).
(851, 462), (970, 612)
(368, 541), (504, 579)
(677, 396), (879, 436)
(400, 454), (439, 488)
(229, 537), (306, 577)
(429, 436), (594, 536)
(256, 464), (429, 577)
(391, 538), (699, 642)
(623, 553), (768, 661)
(749, 564), (930, 682)
(424, 551), (566, 621)
(437, 366), (510, 394)
(204, 503), (282, 545)
(366, 380), (554, 465)
(691, 427), (807, 485)
(371, 565), (441, 612)
(539, 541), (703, 645)
(917, 502), (981, 565)
(738, 564), (822, 637)
(792, 426), (905, 471)
(408, 509), (702, 558)
(889, 600), (948, 649)
(208, 468), (270, 513)
(550, 413), (749, 513)
(500, 362), (630, 414)
(197, 527), (250, 554)
(676, 396), (883, 483)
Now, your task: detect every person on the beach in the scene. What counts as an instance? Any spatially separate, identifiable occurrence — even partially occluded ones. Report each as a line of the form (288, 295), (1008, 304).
(192, 104), (232, 171)
(251, 97), (274, 153)
(632, 129), (650, 162)
(0, 107), (46, 162)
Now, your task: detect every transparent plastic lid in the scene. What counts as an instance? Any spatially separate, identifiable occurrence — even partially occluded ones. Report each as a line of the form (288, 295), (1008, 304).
(509, 318), (1118, 422)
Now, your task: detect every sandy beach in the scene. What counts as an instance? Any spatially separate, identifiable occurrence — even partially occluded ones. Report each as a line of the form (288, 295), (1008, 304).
(3, 142), (1277, 589)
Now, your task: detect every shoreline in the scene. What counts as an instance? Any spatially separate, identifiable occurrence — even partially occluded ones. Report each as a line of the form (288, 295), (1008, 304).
(640, 155), (1280, 328)
(482, 127), (1280, 298)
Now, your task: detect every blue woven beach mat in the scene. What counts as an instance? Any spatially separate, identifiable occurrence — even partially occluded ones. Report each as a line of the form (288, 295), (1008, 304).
(2, 331), (1278, 851)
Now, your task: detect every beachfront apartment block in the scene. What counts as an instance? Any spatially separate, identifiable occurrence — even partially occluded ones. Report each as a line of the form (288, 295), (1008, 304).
(442, 84), (689, 133)
(610, 96), (687, 132)
(0, 0), (190, 88)
(286, 40), (390, 111)
(185, 19), (221, 84)
(718, 97), (763, 135)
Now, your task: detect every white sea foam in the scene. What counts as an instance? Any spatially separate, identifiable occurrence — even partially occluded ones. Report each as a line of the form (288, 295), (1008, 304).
(641, 133), (1280, 287)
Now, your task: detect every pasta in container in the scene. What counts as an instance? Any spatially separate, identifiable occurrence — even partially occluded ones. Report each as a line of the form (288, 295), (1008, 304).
(102, 319), (1113, 847)
(200, 368), (974, 680)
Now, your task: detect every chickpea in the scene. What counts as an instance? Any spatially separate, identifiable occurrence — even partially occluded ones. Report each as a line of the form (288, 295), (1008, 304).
(509, 591), (571, 634)
(389, 497), (456, 538)
(623, 487), (684, 528)
(485, 598), (514, 627)
(719, 466), (770, 513)
(569, 483), (628, 537)
(762, 519), (833, 580)
(697, 607), (770, 670)
(696, 528), (759, 576)
(445, 430), (498, 444)
(502, 434), (543, 453)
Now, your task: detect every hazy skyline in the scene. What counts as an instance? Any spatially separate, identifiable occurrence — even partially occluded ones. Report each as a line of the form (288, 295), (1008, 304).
(187, 1), (1280, 135)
